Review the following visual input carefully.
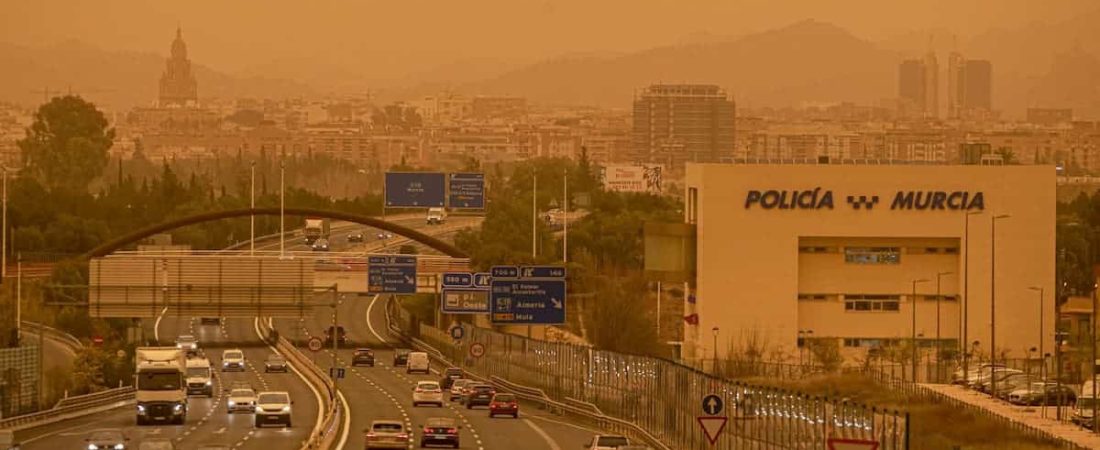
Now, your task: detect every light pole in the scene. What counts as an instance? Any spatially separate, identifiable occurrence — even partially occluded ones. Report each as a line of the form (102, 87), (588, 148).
(531, 173), (537, 259)
(279, 160), (286, 258)
(712, 326), (720, 374)
(250, 161), (256, 256)
(2, 166), (7, 279)
(962, 210), (982, 388)
(936, 271), (954, 380)
(991, 214), (1010, 399)
(1029, 286), (1045, 384)
(563, 166), (568, 263)
(912, 278), (930, 382)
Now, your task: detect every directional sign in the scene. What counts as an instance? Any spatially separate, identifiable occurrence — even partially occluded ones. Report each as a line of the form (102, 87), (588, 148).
(469, 343), (485, 358)
(307, 337), (323, 352)
(442, 288), (491, 314)
(368, 255), (417, 294)
(385, 172), (446, 207)
(490, 265), (567, 325)
(473, 273), (491, 288)
(328, 367), (346, 379)
(702, 394), (723, 415)
(449, 324), (465, 340)
(448, 173), (485, 209)
(697, 417), (728, 445)
(827, 438), (880, 450)
(442, 272), (474, 288)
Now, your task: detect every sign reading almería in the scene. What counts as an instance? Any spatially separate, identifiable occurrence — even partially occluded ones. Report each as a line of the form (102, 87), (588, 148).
(744, 189), (984, 211)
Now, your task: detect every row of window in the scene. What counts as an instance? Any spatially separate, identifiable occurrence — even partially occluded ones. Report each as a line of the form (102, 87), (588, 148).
(797, 338), (958, 348)
(799, 246), (960, 265)
(798, 294), (959, 302)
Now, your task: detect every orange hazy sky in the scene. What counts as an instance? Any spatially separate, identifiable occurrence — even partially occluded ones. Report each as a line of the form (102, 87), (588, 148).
(1, 0), (1096, 77)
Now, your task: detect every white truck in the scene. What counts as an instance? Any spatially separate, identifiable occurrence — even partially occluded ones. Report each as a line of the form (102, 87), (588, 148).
(426, 208), (447, 225)
(303, 218), (326, 245)
(185, 357), (214, 397)
(135, 347), (188, 425)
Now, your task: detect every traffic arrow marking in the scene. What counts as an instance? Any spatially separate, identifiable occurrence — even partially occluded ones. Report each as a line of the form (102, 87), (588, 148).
(827, 438), (879, 450)
(697, 416), (728, 445)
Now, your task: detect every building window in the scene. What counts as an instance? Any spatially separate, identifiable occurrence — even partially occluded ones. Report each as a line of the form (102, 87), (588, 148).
(844, 294), (901, 312)
(844, 247), (901, 264)
(923, 295), (959, 301)
(798, 246), (834, 253)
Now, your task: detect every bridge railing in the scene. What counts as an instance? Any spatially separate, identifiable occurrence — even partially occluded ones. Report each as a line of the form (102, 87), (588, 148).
(0, 387), (135, 432)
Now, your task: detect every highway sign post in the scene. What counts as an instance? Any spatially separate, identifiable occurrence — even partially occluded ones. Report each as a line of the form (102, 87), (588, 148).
(328, 367), (345, 379)
(827, 438), (880, 450)
(490, 265), (566, 325)
(368, 255), (417, 294)
(442, 271), (491, 314)
(307, 337), (323, 352)
(385, 172), (446, 207)
(448, 173), (485, 209)
(698, 393), (728, 446)
(449, 323), (465, 341)
(702, 394), (723, 415)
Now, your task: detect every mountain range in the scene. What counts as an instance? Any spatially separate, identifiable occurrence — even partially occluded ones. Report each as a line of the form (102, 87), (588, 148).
(2, 16), (1100, 118)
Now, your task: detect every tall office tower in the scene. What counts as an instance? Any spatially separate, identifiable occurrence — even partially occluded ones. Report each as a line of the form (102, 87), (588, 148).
(922, 48), (939, 119)
(631, 84), (736, 167)
(899, 59), (927, 116)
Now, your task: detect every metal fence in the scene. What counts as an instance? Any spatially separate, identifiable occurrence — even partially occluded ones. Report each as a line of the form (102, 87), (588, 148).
(392, 307), (908, 450)
(0, 345), (40, 418)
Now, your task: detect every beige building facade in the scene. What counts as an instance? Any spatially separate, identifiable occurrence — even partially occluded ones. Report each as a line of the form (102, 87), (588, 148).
(683, 164), (1054, 365)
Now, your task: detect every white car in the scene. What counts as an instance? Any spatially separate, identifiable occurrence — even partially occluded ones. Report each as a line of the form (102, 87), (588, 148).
(175, 335), (198, 351)
(364, 420), (409, 449)
(221, 349), (246, 372)
(406, 352), (430, 374)
(449, 379), (471, 401)
(412, 381), (444, 407)
(185, 357), (214, 396)
(254, 391), (292, 427)
(226, 387), (257, 413)
(585, 435), (631, 450)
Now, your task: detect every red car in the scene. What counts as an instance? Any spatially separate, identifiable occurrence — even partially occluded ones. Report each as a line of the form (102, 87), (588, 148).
(488, 393), (519, 418)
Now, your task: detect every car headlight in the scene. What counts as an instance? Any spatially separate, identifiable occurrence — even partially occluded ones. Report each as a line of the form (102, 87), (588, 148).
(176, 344), (183, 348)
(206, 380), (212, 386)
(228, 400), (236, 407)
(173, 404), (184, 412)
(281, 406), (291, 413)
(137, 405), (146, 412)
(88, 444), (97, 450)
(114, 445), (124, 449)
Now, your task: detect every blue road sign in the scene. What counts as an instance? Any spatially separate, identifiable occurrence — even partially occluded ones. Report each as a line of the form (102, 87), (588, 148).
(702, 394), (723, 416)
(519, 266), (567, 279)
(490, 279), (566, 325)
(442, 272), (473, 288)
(441, 288), (491, 314)
(449, 324), (465, 340)
(385, 172), (446, 207)
(368, 255), (417, 294)
(491, 266), (518, 278)
(329, 367), (346, 379)
(448, 173), (485, 209)
(473, 272), (492, 288)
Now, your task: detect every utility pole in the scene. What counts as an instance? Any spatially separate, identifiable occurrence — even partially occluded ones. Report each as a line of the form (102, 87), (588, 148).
(2, 167), (8, 279)
(991, 214), (1010, 400)
(936, 271), (953, 381)
(563, 167), (568, 263)
(963, 211), (981, 387)
(279, 160), (286, 258)
(250, 161), (256, 256)
(912, 278), (929, 382)
(532, 173), (537, 258)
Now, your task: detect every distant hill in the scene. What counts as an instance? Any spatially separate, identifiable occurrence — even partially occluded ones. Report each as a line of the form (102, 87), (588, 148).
(0, 40), (315, 111)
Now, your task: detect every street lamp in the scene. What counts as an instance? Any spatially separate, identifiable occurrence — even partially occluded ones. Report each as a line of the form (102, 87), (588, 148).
(712, 326), (720, 374)
(1029, 286), (1045, 384)
(962, 210), (982, 387)
(250, 161), (256, 256)
(990, 213), (1010, 400)
(912, 278), (929, 382)
(936, 271), (954, 379)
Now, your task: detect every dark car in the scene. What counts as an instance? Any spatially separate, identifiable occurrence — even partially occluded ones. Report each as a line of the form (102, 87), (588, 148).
(264, 354), (288, 373)
(465, 384), (496, 409)
(992, 373), (1030, 399)
(440, 368), (464, 389)
(393, 349), (411, 367)
(1009, 382), (1077, 406)
(488, 393), (519, 418)
(352, 348), (375, 367)
(346, 231), (364, 243)
(324, 326), (347, 346)
(419, 418), (460, 449)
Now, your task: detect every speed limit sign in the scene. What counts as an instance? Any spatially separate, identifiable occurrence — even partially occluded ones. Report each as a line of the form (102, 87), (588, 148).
(469, 343), (485, 358)
(307, 337), (324, 352)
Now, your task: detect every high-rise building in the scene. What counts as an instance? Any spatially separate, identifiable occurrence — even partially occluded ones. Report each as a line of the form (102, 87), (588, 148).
(159, 27), (198, 108)
(946, 50), (965, 119)
(631, 84), (735, 168)
(898, 59), (926, 115)
(946, 48), (993, 119)
(922, 50), (939, 119)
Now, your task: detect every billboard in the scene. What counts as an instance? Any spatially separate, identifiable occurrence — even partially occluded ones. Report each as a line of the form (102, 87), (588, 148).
(448, 173), (485, 209)
(385, 172), (446, 207)
(600, 164), (663, 194)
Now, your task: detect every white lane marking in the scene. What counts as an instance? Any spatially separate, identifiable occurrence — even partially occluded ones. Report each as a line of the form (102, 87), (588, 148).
(214, 427), (227, 434)
(523, 418), (562, 450)
(153, 306), (169, 343)
(365, 294), (388, 344)
(526, 414), (603, 434)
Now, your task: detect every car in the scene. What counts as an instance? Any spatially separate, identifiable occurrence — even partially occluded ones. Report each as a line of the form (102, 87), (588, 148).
(585, 435), (631, 450)
(254, 391), (292, 427)
(324, 326), (347, 346)
(449, 379), (471, 401)
(426, 207), (446, 225)
(1008, 382), (1077, 406)
(85, 429), (129, 450)
(311, 238), (330, 252)
(221, 349), (246, 372)
(137, 438), (174, 450)
(199, 317), (221, 325)
(185, 357), (214, 396)
(488, 393), (519, 418)
(364, 420), (409, 449)
(352, 348), (376, 367)
(264, 354), (288, 373)
(439, 368), (463, 389)
(347, 231), (365, 243)
(175, 335), (198, 351)
(412, 381), (444, 407)
(406, 352), (430, 374)
(991, 373), (1030, 399)
(393, 349), (412, 367)
(465, 384), (496, 409)
(418, 417), (460, 449)
(977, 368), (1023, 393)
(227, 387), (257, 413)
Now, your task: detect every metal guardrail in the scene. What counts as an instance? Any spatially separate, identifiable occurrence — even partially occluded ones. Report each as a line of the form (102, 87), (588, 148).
(19, 321), (83, 353)
(0, 387), (135, 431)
(257, 319), (342, 450)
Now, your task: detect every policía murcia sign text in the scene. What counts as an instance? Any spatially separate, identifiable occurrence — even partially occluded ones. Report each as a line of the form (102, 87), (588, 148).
(744, 189), (984, 211)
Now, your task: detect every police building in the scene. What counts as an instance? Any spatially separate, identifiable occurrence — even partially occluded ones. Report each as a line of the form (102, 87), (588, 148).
(681, 164), (1054, 366)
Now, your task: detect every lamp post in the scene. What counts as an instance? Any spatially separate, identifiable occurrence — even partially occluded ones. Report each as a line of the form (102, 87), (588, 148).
(798, 330), (813, 367)
(250, 161), (256, 256)
(2, 166), (7, 279)
(991, 214), (1010, 399)
(712, 326), (720, 374)
(912, 278), (929, 382)
(962, 210), (982, 389)
(279, 160), (286, 258)
(1029, 286), (1045, 384)
(936, 271), (954, 380)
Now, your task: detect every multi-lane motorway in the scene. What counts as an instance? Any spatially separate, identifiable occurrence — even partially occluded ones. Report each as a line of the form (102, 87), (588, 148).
(16, 214), (608, 450)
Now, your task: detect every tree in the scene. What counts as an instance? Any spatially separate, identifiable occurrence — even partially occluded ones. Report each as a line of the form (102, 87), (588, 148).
(19, 95), (115, 193)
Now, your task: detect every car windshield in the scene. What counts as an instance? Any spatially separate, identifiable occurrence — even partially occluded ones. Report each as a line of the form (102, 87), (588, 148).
(419, 382), (440, 390)
(137, 372), (182, 390)
(225, 351), (243, 359)
(231, 389), (254, 397)
(494, 394), (515, 402)
(596, 436), (630, 446)
(372, 423), (403, 432)
(258, 393), (289, 404)
(177, 336), (195, 343)
(473, 386), (493, 392)
(186, 367), (209, 377)
(267, 355), (284, 362)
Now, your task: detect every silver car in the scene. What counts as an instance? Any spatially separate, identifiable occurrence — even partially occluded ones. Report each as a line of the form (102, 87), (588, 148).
(364, 420), (409, 449)
(85, 430), (128, 450)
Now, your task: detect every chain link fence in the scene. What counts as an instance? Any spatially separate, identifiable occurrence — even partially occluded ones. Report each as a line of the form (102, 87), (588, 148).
(0, 345), (40, 418)
(392, 305), (908, 450)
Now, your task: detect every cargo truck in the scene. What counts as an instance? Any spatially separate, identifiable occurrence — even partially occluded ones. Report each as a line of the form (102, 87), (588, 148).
(303, 218), (324, 245)
(135, 347), (188, 425)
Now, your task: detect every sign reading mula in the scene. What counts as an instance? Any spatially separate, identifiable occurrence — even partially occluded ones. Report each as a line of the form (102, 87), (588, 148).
(744, 189), (985, 211)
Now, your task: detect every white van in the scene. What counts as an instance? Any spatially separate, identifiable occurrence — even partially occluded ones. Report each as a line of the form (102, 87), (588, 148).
(406, 352), (430, 374)
(426, 208), (446, 225)
(1075, 380), (1098, 428)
